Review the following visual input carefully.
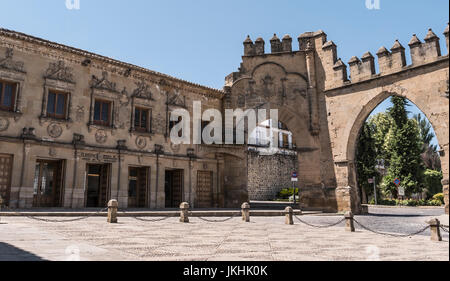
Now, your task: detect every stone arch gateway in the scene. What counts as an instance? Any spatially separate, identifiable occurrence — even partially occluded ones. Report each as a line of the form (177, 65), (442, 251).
(226, 26), (449, 214)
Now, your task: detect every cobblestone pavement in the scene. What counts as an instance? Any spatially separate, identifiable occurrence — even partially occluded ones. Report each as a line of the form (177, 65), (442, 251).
(0, 207), (448, 261)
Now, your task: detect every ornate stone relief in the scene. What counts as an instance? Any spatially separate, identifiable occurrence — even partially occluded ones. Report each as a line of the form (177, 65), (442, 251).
(76, 106), (85, 122)
(171, 142), (181, 153)
(95, 129), (107, 144)
(49, 147), (57, 157)
(0, 117), (9, 132)
(0, 48), (25, 73)
(90, 71), (118, 93)
(135, 136), (147, 150)
(44, 60), (74, 83)
(132, 80), (154, 100)
(47, 123), (63, 138)
(167, 90), (186, 108)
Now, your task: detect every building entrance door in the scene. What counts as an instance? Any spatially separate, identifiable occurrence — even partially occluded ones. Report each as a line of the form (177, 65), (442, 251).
(196, 171), (213, 208)
(128, 167), (149, 208)
(0, 154), (13, 207)
(165, 169), (183, 208)
(86, 164), (110, 208)
(33, 160), (64, 207)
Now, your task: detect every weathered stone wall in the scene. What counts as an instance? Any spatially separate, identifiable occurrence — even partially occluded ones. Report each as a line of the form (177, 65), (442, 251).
(247, 152), (298, 201)
(0, 28), (248, 209)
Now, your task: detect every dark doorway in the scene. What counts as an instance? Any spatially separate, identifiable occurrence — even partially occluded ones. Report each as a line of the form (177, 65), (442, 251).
(165, 169), (183, 208)
(0, 154), (13, 207)
(86, 164), (110, 208)
(128, 167), (149, 208)
(196, 171), (213, 208)
(33, 160), (64, 207)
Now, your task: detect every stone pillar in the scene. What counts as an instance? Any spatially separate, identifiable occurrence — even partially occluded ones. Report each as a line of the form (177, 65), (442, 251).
(107, 199), (118, 223)
(345, 211), (355, 232)
(443, 178), (449, 215)
(180, 202), (190, 223)
(285, 206), (294, 225)
(241, 202), (250, 222)
(428, 219), (442, 242)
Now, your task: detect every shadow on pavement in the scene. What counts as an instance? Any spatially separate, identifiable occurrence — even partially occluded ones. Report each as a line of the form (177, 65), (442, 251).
(0, 242), (47, 261)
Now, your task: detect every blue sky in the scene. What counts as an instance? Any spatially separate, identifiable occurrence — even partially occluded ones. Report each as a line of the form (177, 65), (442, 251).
(0, 0), (447, 146)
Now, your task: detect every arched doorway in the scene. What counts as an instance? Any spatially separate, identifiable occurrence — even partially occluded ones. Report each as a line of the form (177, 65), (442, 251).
(352, 95), (443, 206)
(345, 91), (448, 213)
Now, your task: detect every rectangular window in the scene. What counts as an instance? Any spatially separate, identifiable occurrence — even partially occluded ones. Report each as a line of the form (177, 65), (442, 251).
(94, 99), (112, 126)
(134, 107), (150, 132)
(47, 91), (68, 119)
(0, 81), (17, 111)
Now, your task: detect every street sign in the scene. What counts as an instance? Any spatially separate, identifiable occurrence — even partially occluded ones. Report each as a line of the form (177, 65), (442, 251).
(291, 172), (298, 182)
(398, 186), (405, 197)
(393, 178), (401, 187)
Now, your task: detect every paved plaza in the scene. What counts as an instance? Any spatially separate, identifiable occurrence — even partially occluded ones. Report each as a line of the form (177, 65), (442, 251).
(0, 207), (448, 261)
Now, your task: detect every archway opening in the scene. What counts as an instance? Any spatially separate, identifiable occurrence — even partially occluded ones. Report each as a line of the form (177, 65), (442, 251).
(354, 95), (443, 207)
(247, 120), (299, 202)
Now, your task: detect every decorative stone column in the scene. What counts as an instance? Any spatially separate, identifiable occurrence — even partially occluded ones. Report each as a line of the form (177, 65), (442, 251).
(107, 199), (118, 223)
(241, 202), (250, 222)
(428, 218), (442, 242)
(345, 211), (355, 232)
(180, 202), (190, 223)
(285, 206), (294, 225)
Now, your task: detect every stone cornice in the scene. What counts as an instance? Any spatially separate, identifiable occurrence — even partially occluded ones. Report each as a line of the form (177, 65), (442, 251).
(0, 28), (224, 99)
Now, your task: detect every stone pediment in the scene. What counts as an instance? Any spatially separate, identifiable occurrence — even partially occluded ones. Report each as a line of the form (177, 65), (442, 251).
(90, 71), (118, 93)
(0, 48), (25, 73)
(132, 80), (154, 100)
(44, 60), (74, 83)
(167, 90), (186, 108)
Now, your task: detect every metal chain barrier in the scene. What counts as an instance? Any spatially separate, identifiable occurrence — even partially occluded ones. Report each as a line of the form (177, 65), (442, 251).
(119, 208), (173, 223)
(195, 212), (240, 223)
(440, 226), (449, 233)
(294, 215), (346, 228)
(26, 207), (108, 223)
(353, 218), (431, 238)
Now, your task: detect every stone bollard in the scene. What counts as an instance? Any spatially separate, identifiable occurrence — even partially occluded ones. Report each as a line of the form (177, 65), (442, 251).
(427, 218), (442, 242)
(285, 207), (294, 225)
(180, 202), (190, 223)
(107, 199), (118, 223)
(241, 202), (250, 222)
(345, 211), (355, 232)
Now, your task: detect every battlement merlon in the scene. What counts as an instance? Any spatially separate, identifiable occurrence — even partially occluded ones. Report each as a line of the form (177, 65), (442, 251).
(235, 23), (449, 90)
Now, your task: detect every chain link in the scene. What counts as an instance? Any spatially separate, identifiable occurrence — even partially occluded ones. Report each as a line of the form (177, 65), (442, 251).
(294, 215), (346, 228)
(26, 207), (108, 223)
(353, 218), (431, 238)
(119, 208), (173, 223)
(440, 226), (449, 233)
(196, 214), (240, 223)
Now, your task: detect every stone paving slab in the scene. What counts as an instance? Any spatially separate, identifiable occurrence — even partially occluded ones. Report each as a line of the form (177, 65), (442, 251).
(0, 212), (448, 261)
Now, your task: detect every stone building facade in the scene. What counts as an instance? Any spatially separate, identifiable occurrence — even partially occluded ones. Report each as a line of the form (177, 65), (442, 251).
(0, 28), (247, 209)
(0, 23), (449, 214)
